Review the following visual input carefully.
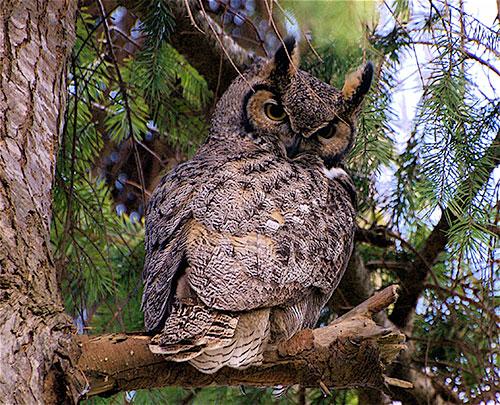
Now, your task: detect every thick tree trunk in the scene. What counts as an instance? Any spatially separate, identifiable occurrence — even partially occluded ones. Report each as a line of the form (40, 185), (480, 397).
(0, 1), (81, 403)
(0, 1), (488, 404)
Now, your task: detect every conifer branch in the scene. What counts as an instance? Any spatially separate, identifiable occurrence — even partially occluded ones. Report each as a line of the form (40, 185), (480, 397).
(390, 130), (500, 329)
(119, 0), (254, 95)
(76, 286), (406, 399)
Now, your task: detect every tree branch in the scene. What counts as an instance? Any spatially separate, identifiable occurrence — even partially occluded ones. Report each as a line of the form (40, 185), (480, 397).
(390, 129), (500, 329)
(355, 226), (396, 248)
(77, 286), (407, 399)
(118, 0), (253, 96)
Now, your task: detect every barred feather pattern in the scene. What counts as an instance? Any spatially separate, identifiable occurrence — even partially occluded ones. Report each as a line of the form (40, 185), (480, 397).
(142, 37), (371, 374)
(143, 136), (356, 372)
(189, 308), (270, 373)
(149, 304), (239, 361)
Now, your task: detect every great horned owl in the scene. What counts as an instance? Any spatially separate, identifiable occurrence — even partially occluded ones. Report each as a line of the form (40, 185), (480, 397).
(142, 37), (373, 373)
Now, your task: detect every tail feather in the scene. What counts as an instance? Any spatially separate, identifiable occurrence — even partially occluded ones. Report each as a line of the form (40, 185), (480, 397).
(149, 304), (238, 357)
(161, 345), (205, 361)
(190, 308), (270, 373)
(150, 304), (270, 374)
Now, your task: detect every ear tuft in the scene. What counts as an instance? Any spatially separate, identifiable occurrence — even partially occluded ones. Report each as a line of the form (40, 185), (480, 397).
(342, 61), (374, 107)
(273, 36), (300, 76)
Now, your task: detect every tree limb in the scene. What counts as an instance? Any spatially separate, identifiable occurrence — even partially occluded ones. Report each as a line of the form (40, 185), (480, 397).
(77, 285), (407, 399)
(334, 252), (464, 405)
(355, 226), (396, 248)
(390, 129), (500, 329)
(119, 0), (253, 96)
(381, 131), (499, 405)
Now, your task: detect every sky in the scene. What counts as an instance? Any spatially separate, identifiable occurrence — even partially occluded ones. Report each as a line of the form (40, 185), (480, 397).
(375, 0), (499, 227)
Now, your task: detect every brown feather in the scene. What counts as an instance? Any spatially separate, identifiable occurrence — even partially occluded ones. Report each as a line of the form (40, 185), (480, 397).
(142, 37), (371, 373)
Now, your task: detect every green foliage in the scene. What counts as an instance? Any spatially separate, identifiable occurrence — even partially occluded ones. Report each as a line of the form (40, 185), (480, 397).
(132, 42), (212, 153)
(135, 43), (211, 110)
(138, 0), (175, 50)
(302, 42), (364, 89)
(302, 43), (397, 213)
(57, 1), (498, 404)
(369, 2), (499, 401)
(104, 90), (150, 142)
(283, 0), (375, 51)
(131, 0), (211, 153)
(386, 10), (498, 259)
(82, 387), (189, 405)
(350, 62), (396, 213)
(53, 3), (210, 327)
(83, 386), (361, 405)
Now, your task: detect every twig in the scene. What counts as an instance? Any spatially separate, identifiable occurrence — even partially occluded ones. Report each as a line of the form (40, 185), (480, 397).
(183, 0), (204, 33)
(462, 49), (500, 77)
(196, 0), (254, 91)
(423, 283), (499, 322)
(96, 0), (147, 209)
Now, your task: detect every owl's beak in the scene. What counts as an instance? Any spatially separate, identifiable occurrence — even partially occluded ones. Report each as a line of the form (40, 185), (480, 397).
(284, 134), (302, 159)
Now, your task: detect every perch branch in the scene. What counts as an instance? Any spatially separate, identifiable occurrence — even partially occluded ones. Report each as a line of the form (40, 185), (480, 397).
(77, 285), (407, 399)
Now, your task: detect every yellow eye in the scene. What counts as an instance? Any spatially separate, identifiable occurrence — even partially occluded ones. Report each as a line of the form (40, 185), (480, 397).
(316, 125), (334, 139)
(264, 100), (287, 121)
(315, 121), (338, 139)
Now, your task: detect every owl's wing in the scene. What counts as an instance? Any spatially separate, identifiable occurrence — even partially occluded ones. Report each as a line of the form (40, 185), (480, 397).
(142, 162), (196, 332)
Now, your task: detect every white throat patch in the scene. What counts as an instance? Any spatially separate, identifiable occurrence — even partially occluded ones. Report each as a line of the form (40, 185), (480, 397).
(323, 167), (348, 180)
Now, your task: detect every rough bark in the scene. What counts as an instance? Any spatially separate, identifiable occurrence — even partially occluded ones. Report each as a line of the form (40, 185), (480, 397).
(333, 252), (395, 405)
(0, 1), (83, 403)
(77, 286), (406, 399)
(0, 1), (493, 403)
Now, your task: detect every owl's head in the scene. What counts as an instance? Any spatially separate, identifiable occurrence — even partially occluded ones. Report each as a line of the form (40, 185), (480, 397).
(211, 37), (373, 168)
